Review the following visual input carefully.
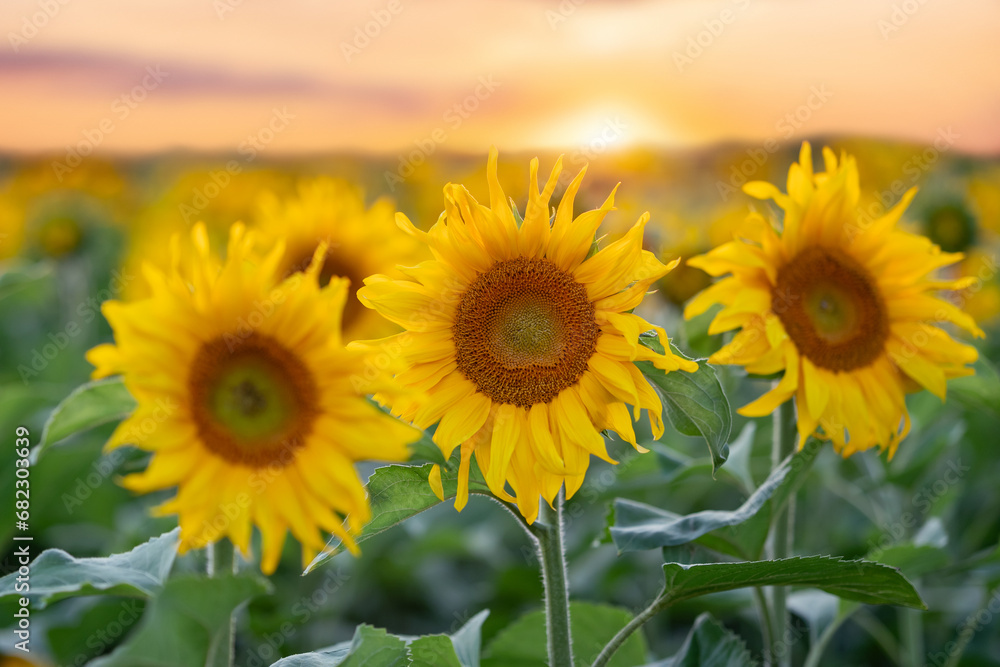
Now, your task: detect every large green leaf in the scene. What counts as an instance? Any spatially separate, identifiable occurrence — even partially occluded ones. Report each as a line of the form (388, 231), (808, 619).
(88, 573), (271, 667)
(609, 462), (790, 553)
(950, 356), (1000, 417)
(306, 451), (490, 573)
(0, 529), (179, 609)
(658, 556), (925, 609)
(635, 334), (731, 474)
(272, 612), (490, 667)
(482, 601), (648, 667)
(658, 612), (755, 667)
(609, 442), (820, 560)
(35, 377), (136, 461)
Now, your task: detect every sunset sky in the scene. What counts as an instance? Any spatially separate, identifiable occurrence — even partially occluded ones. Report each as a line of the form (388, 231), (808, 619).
(1, 0), (999, 157)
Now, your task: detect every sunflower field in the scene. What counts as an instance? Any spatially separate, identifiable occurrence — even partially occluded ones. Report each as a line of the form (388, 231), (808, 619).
(2, 2), (1000, 666)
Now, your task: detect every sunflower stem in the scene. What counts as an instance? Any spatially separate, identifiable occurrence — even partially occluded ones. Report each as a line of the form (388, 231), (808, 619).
(591, 593), (665, 667)
(770, 398), (796, 667)
(534, 489), (575, 667)
(207, 539), (237, 667)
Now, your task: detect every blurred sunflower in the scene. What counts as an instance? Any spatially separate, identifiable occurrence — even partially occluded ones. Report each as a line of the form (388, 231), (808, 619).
(357, 148), (697, 523)
(86, 223), (417, 572)
(120, 168), (295, 300)
(253, 177), (425, 340)
(685, 142), (983, 456)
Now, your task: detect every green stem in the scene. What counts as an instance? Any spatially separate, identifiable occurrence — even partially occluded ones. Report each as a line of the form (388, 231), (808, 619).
(207, 539), (237, 667)
(770, 398), (796, 667)
(533, 490), (574, 667)
(754, 587), (776, 667)
(591, 594), (664, 667)
(900, 606), (924, 667)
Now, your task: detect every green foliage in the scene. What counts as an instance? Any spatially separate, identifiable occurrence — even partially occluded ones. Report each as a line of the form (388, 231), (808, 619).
(658, 612), (756, 667)
(88, 573), (271, 667)
(36, 376), (135, 460)
(271, 610), (489, 667)
(636, 334), (732, 474)
(0, 529), (178, 609)
(307, 450), (491, 572)
(658, 556), (925, 609)
(482, 601), (648, 667)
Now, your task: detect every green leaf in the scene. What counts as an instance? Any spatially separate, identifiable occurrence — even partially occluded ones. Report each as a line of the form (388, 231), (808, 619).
(306, 452), (490, 573)
(609, 461), (790, 553)
(409, 636), (463, 667)
(272, 614), (490, 667)
(88, 573), (271, 667)
(660, 612), (756, 667)
(482, 601), (648, 667)
(608, 439), (822, 560)
(450, 609), (490, 667)
(0, 529), (179, 609)
(658, 556), (926, 609)
(35, 377), (136, 461)
(635, 334), (731, 474)
(950, 356), (1000, 417)
(272, 625), (410, 667)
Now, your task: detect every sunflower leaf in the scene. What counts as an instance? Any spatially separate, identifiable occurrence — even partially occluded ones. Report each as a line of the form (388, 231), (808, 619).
(608, 458), (790, 554)
(660, 612), (756, 667)
(87, 572), (271, 667)
(35, 376), (136, 463)
(635, 334), (731, 474)
(305, 451), (490, 573)
(657, 556), (925, 609)
(0, 528), (179, 610)
(482, 601), (648, 667)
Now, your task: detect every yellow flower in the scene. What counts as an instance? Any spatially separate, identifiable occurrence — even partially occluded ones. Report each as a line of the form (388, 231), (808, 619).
(253, 177), (425, 340)
(356, 148), (697, 523)
(86, 223), (418, 573)
(685, 142), (983, 457)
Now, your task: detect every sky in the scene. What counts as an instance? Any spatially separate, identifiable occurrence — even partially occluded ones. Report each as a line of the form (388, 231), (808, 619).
(1, 0), (999, 157)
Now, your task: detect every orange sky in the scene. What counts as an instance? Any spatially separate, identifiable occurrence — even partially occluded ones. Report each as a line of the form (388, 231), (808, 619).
(1, 0), (999, 156)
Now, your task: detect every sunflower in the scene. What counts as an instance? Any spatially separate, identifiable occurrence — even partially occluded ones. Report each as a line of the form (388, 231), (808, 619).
(253, 177), (425, 340)
(685, 142), (983, 457)
(355, 148), (697, 523)
(86, 223), (418, 572)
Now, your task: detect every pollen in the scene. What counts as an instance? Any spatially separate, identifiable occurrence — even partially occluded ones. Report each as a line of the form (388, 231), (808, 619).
(773, 246), (888, 372)
(188, 332), (319, 467)
(453, 256), (599, 407)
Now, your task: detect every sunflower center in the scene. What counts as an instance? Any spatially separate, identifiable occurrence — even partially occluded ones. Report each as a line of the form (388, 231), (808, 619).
(773, 246), (888, 372)
(453, 256), (599, 407)
(188, 332), (318, 467)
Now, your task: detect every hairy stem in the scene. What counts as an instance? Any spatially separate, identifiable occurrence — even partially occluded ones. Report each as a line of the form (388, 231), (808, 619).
(533, 490), (575, 667)
(207, 539), (237, 667)
(770, 398), (796, 667)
